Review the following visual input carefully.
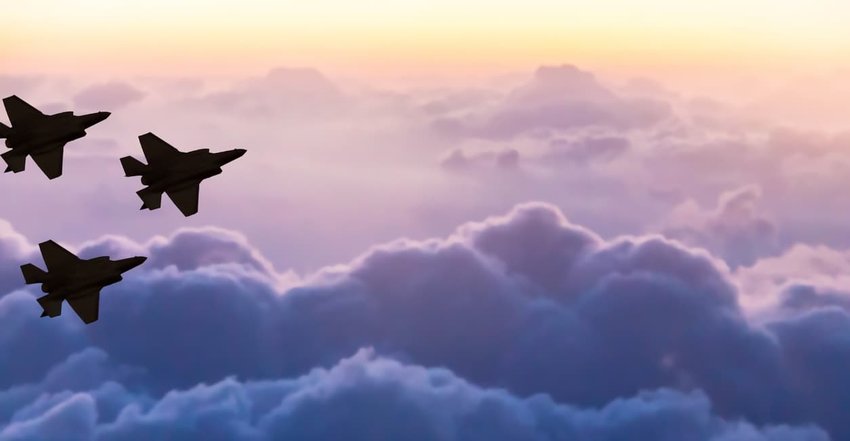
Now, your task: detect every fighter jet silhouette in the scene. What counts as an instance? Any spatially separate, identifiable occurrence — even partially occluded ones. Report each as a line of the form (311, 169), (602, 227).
(0, 95), (110, 179)
(121, 132), (246, 216)
(20, 240), (146, 324)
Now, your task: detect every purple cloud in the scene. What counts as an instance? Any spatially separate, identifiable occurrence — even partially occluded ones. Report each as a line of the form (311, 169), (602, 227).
(72, 82), (146, 111)
(432, 65), (673, 140)
(185, 67), (349, 119)
(661, 185), (779, 267)
(2, 203), (850, 437)
(0, 350), (827, 441)
(440, 148), (521, 171)
(734, 244), (850, 315)
(545, 135), (630, 164)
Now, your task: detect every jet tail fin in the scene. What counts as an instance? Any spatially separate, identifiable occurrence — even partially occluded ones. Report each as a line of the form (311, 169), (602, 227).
(20, 263), (48, 284)
(0, 122), (10, 138)
(120, 156), (147, 177)
(137, 188), (162, 210)
(36, 295), (62, 318)
(1, 150), (25, 173)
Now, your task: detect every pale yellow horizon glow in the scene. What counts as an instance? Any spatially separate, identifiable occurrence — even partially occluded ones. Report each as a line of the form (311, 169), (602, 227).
(4, 0), (850, 78)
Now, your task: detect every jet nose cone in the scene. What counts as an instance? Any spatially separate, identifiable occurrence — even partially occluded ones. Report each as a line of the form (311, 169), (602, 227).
(83, 111), (111, 127)
(219, 148), (246, 165)
(118, 256), (147, 272)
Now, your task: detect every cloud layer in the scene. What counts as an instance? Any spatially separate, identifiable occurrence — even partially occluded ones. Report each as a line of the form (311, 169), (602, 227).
(5, 64), (850, 273)
(2, 203), (850, 439)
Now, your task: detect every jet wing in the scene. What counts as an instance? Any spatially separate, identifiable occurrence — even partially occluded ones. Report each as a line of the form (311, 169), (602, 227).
(67, 289), (101, 324)
(30, 144), (66, 179)
(39, 240), (80, 270)
(166, 184), (200, 216)
(138, 132), (180, 164)
(3, 95), (45, 126)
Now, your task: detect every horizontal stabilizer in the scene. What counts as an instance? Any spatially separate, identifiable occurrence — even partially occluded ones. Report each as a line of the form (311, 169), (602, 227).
(120, 156), (147, 176)
(137, 188), (162, 210)
(1, 150), (25, 173)
(36, 295), (62, 318)
(20, 263), (47, 284)
(0, 122), (9, 138)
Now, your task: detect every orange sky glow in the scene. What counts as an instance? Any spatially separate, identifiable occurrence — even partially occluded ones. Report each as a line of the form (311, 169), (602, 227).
(3, 0), (850, 79)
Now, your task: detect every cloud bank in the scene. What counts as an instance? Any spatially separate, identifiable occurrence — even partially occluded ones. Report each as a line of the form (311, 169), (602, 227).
(1, 203), (850, 439)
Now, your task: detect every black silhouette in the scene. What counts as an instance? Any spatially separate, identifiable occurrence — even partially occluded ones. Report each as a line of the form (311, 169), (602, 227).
(21, 240), (146, 324)
(121, 132), (246, 216)
(0, 95), (110, 179)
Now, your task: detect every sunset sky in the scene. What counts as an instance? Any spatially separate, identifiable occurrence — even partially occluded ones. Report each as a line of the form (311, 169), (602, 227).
(3, 2), (850, 440)
(5, 0), (850, 76)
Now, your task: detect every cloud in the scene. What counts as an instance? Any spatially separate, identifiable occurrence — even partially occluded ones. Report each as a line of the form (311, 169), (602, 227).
(79, 227), (280, 278)
(185, 67), (349, 119)
(778, 284), (850, 314)
(440, 148), (521, 171)
(7, 66), (850, 277)
(0, 349), (829, 441)
(661, 185), (779, 267)
(744, 73), (850, 130)
(545, 135), (630, 164)
(432, 65), (673, 140)
(734, 244), (850, 315)
(3, 67), (850, 441)
(4, 203), (850, 437)
(72, 82), (146, 111)
(0, 75), (45, 98)
(0, 220), (34, 298)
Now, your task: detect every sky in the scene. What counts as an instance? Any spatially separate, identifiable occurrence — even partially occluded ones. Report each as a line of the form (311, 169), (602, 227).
(3, 1), (850, 440)
(5, 0), (850, 78)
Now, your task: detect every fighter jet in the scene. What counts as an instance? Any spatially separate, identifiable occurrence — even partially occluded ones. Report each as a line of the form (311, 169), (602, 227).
(20, 240), (147, 324)
(0, 95), (110, 179)
(120, 132), (246, 216)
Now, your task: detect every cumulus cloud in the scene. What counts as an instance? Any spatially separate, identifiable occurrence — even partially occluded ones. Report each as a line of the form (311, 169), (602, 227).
(72, 82), (146, 111)
(734, 244), (850, 315)
(4, 65), (850, 439)
(661, 185), (779, 267)
(0, 220), (34, 297)
(184, 67), (349, 119)
(7, 65), (850, 276)
(79, 227), (281, 278)
(0, 349), (828, 441)
(3, 204), (850, 437)
(432, 65), (673, 140)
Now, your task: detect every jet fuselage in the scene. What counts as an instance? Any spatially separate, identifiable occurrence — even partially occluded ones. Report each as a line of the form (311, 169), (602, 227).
(4, 111), (109, 155)
(39, 256), (146, 301)
(141, 149), (244, 192)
